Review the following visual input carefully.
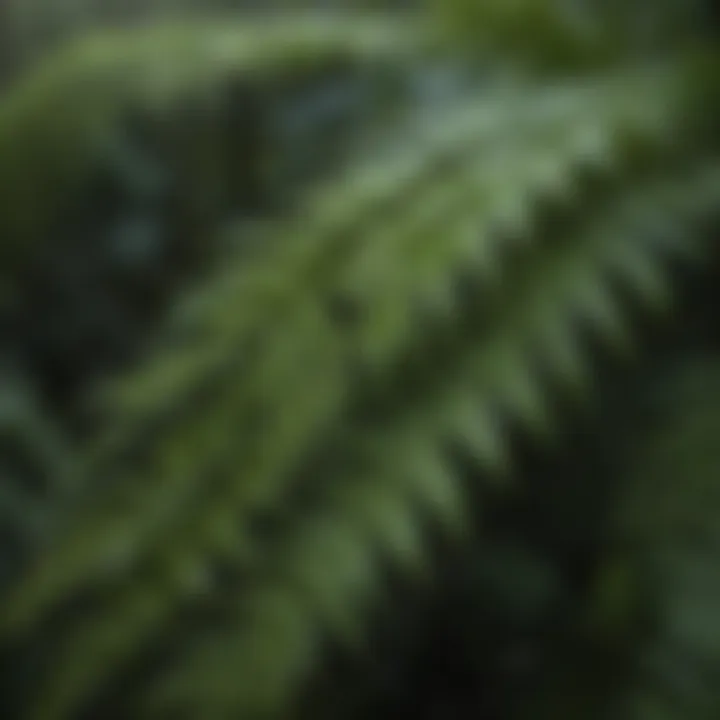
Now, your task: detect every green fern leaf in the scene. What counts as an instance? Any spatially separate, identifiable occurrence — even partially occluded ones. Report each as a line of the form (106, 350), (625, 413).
(2, 33), (720, 718)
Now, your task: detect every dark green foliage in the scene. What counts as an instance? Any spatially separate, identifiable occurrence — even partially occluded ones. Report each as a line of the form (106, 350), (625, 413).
(1, 3), (720, 720)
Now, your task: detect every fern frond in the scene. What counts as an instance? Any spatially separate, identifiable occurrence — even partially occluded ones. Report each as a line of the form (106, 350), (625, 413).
(138, 162), (720, 720)
(2, 66), (684, 623)
(3, 59), (720, 719)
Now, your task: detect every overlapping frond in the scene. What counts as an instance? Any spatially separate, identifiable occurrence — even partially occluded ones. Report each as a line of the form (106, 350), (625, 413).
(0, 11), (425, 288)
